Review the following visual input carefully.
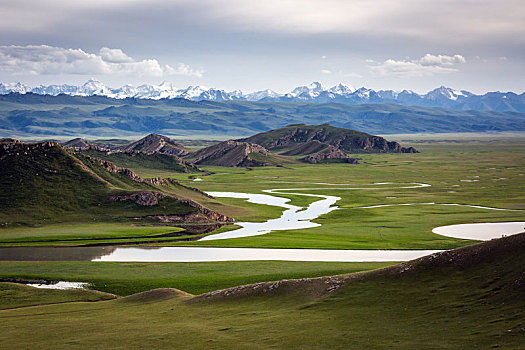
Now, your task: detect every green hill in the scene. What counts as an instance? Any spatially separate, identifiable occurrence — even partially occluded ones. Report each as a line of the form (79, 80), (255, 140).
(79, 149), (199, 175)
(0, 139), (232, 244)
(241, 123), (418, 154)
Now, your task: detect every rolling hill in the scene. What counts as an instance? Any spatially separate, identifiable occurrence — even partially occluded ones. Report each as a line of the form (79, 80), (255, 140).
(0, 232), (523, 348)
(0, 139), (229, 228)
(241, 124), (418, 157)
(0, 93), (524, 138)
(187, 140), (282, 167)
(70, 134), (201, 174)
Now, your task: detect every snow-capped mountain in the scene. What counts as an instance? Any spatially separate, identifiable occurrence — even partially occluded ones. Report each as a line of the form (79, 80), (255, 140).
(0, 80), (523, 112)
(285, 81), (326, 100)
(424, 86), (473, 102)
(245, 89), (281, 101)
(31, 84), (79, 95)
(328, 83), (356, 96)
(0, 82), (32, 94)
(76, 79), (113, 96)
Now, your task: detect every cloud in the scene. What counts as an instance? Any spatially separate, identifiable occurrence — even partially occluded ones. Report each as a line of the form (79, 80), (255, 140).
(418, 54), (466, 66)
(99, 47), (134, 63)
(370, 54), (466, 77)
(0, 45), (203, 78)
(321, 55), (327, 59)
(2, 0), (523, 44)
(321, 69), (332, 74)
(165, 63), (204, 78)
(344, 72), (362, 78)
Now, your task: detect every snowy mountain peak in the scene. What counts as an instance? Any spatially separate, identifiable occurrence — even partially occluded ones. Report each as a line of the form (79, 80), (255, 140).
(288, 81), (326, 99)
(79, 79), (110, 95)
(0, 82), (31, 94)
(308, 81), (325, 90)
(245, 89), (280, 101)
(328, 83), (355, 95)
(426, 86), (468, 101)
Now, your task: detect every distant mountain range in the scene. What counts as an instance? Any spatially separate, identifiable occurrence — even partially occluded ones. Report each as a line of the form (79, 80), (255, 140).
(1, 80), (524, 112)
(1, 93), (523, 138)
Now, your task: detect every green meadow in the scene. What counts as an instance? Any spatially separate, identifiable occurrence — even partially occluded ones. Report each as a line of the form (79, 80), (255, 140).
(2, 140), (524, 249)
(151, 140), (525, 250)
(0, 232), (523, 349)
(0, 137), (524, 348)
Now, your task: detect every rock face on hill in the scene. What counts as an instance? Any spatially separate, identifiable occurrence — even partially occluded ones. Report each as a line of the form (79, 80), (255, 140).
(63, 138), (94, 150)
(110, 191), (168, 206)
(301, 145), (359, 164)
(190, 140), (272, 167)
(242, 124), (419, 154)
(121, 133), (188, 157)
(68, 133), (201, 173)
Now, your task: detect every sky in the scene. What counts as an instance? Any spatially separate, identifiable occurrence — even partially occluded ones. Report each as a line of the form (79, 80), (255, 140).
(0, 0), (524, 94)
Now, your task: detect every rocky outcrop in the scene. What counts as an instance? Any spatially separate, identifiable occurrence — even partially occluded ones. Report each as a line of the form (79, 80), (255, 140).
(110, 191), (168, 206)
(1, 140), (57, 155)
(88, 156), (145, 182)
(178, 199), (234, 222)
(63, 138), (111, 152)
(301, 146), (359, 164)
(191, 140), (272, 167)
(121, 133), (189, 157)
(401, 146), (418, 153)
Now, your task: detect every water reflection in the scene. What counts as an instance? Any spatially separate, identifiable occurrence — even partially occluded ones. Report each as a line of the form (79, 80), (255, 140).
(0, 246), (118, 261)
(201, 191), (339, 240)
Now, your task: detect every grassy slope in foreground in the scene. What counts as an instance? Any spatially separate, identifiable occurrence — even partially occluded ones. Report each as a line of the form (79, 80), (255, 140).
(0, 233), (523, 349)
(0, 261), (392, 296)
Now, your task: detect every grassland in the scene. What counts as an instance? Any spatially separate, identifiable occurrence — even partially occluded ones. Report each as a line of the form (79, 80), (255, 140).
(145, 140), (525, 250)
(1, 140), (523, 249)
(0, 138), (523, 349)
(0, 261), (392, 296)
(0, 234), (523, 349)
(0, 282), (115, 309)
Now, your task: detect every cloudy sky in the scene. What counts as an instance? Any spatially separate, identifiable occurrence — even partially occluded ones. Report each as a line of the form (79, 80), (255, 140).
(0, 0), (523, 94)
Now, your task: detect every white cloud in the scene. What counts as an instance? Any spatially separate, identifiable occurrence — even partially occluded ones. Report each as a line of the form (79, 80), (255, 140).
(0, 45), (203, 78)
(370, 54), (466, 78)
(321, 55), (327, 59)
(99, 47), (134, 63)
(418, 54), (466, 66)
(321, 69), (332, 74)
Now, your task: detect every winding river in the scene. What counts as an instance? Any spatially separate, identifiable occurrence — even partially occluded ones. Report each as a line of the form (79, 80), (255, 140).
(0, 182), (522, 263)
(92, 183), (525, 262)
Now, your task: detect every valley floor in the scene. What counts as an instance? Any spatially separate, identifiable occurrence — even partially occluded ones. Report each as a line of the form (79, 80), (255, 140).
(1, 233), (524, 349)
(0, 139), (524, 348)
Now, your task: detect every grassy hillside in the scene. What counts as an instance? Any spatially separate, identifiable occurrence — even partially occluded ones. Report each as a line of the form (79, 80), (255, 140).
(0, 140), (234, 245)
(0, 234), (522, 349)
(242, 123), (411, 153)
(80, 149), (195, 176)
